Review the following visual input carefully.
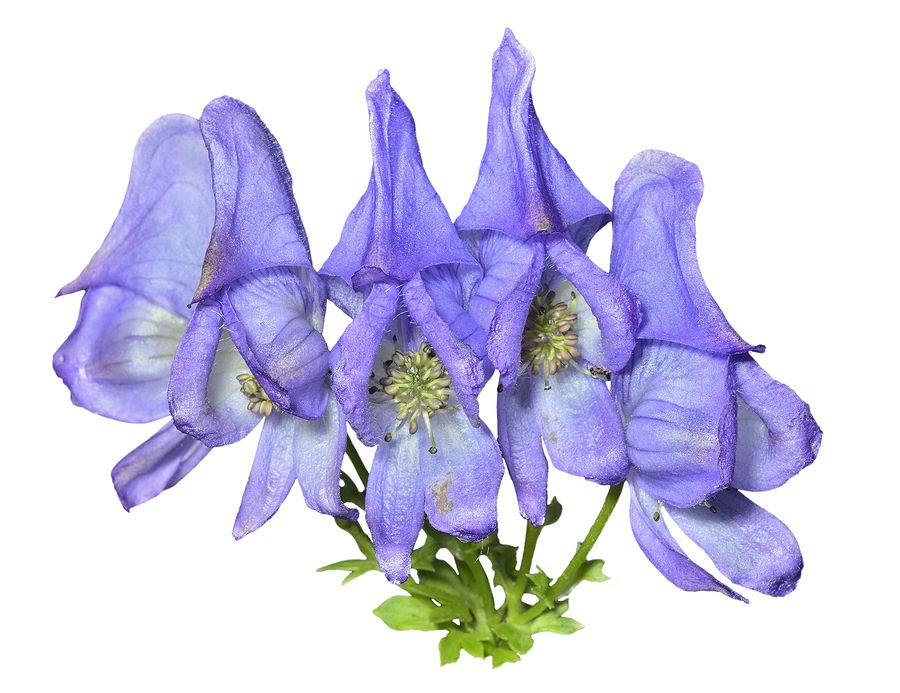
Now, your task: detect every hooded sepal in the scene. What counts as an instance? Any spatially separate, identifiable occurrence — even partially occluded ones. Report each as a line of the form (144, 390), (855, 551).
(456, 29), (610, 244)
(58, 114), (213, 320)
(320, 71), (475, 294)
(611, 150), (761, 355)
(193, 96), (314, 303)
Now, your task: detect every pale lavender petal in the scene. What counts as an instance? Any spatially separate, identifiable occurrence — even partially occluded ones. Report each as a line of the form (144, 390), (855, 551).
(731, 355), (823, 491)
(545, 234), (640, 372)
(403, 272), (484, 424)
(486, 241), (544, 388)
(330, 283), (400, 445)
(365, 433), (424, 583)
(320, 71), (475, 293)
(629, 478), (747, 602)
(53, 286), (186, 423)
(537, 367), (629, 484)
(111, 420), (211, 510)
(168, 301), (260, 447)
(667, 488), (803, 597)
(58, 115), (213, 319)
(456, 29), (610, 242)
(194, 97), (313, 303)
(222, 267), (330, 419)
(294, 391), (358, 520)
(611, 149), (761, 354)
(497, 378), (548, 524)
(614, 340), (735, 507)
(420, 406), (503, 541)
(232, 412), (299, 539)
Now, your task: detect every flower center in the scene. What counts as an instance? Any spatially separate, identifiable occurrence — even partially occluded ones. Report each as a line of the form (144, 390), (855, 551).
(237, 373), (276, 417)
(521, 285), (611, 389)
(371, 342), (452, 454)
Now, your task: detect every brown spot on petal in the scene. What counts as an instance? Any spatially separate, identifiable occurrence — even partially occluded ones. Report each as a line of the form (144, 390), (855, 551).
(430, 476), (455, 515)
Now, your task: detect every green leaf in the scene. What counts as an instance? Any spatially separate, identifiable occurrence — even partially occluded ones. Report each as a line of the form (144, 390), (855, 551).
(490, 643), (521, 668)
(404, 567), (471, 616)
(373, 596), (454, 631)
(317, 558), (378, 584)
(530, 606), (585, 635)
(439, 630), (487, 664)
(579, 559), (609, 584)
(525, 567), (554, 606)
(544, 496), (563, 526)
(493, 623), (535, 655)
(339, 472), (365, 507)
(439, 632), (462, 665)
(485, 541), (518, 589)
(411, 535), (440, 571)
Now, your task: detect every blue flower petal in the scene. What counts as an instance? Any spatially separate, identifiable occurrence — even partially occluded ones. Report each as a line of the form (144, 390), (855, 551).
(222, 267), (330, 419)
(330, 283), (400, 445)
(194, 97), (314, 303)
(667, 488), (803, 597)
(294, 391), (358, 520)
(365, 433), (424, 584)
(168, 301), (260, 447)
(456, 29), (610, 243)
(614, 340), (735, 507)
(629, 478), (747, 602)
(497, 379), (548, 525)
(111, 421), (211, 510)
(58, 115), (213, 320)
(232, 412), (300, 539)
(731, 355), (822, 491)
(420, 406), (503, 541)
(54, 285), (186, 423)
(545, 234), (640, 372)
(611, 150), (762, 354)
(320, 71), (476, 293)
(537, 367), (629, 484)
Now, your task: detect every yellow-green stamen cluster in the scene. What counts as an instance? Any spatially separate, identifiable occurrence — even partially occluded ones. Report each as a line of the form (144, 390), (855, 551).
(237, 373), (276, 416)
(375, 342), (452, 453)
(522, 287), (580, 388)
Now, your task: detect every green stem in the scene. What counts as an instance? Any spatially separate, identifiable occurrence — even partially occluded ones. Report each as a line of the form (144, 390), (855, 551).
(345, 436), (369, 486)
(462, 553), (497, 626)
(507, 521), (541, 618)
(521, 482), (624, 622)
(335, 518), (376, 560)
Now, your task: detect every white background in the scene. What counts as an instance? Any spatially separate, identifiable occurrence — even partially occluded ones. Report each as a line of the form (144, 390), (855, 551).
(2, 1), (896, 690)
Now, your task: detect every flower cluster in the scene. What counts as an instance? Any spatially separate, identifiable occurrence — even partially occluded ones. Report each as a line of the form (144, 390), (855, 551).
(54, 29), (820, 664)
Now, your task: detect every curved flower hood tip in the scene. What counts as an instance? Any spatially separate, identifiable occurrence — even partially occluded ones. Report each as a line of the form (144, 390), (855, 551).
(322, 71), (503, 583)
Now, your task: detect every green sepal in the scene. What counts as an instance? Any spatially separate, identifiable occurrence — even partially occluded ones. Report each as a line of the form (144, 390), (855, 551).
(373, 595), (456, 631)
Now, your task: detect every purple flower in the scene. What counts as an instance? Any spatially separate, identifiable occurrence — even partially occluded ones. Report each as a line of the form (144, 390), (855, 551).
(54, 114), (217, 509)
(611, 150), (822, 600)
(322, 71), (503, 583)
(455, 30), (641, 524)
(55, 100), (355, 536)
(169, 96), (356, 536)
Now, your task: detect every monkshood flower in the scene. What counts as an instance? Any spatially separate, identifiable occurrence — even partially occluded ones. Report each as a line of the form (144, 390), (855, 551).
(455, 30), (641, 524)
(611, 150), (822, 600)
(321, 71), (503, 583)
(54, 114), (217, 508)
(169, 96), (356, 536)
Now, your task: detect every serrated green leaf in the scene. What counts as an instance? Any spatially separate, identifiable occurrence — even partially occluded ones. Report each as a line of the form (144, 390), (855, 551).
(411, 535), (441, 571)
(493, 623), (535, 655)
(373, 596), (454, 631)
(530, 608), (585, 635)
(579, 559), (609, 584)
(485, 541), (518, 589)
(544, 497), (563, 526)
(439, 632), (462, 665)
(490, 643), (521, 668)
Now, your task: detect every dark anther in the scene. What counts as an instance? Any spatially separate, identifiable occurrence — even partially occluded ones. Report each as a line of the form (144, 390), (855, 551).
(384, 360), (393, 369)
(708, 504), (718, 514)
(368, 385), (379, 394)
(497, 383), (504, 393)
(652, 510), (661, 522)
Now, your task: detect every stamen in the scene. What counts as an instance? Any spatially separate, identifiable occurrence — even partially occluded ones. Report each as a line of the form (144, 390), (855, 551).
(236, 373), (277, 417)
(652, 500), (663, 522)
(703, 500), (718, 514)
(423, 412), (437, 454)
